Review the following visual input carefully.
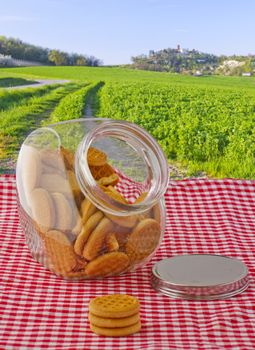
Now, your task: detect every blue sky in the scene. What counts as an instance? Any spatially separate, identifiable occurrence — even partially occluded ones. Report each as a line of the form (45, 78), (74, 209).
(0, 0), (254, 65)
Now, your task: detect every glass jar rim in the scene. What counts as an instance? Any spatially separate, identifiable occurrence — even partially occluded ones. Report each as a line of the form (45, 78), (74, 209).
(76, 119), (169, 216)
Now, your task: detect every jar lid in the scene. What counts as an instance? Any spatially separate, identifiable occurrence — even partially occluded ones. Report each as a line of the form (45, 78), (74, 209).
(151, 254), (249, 300)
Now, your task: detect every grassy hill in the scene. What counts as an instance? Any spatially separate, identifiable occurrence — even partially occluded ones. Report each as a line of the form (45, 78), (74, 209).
(1, 66), (255, 90)
(0, 66), (255, 178)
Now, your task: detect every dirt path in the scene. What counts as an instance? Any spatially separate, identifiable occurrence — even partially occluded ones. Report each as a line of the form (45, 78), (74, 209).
(5, 79), (69, 90)
(84, 94), (93, 117)
(0, 84), (77, 174)
(81, 83), (198, 180)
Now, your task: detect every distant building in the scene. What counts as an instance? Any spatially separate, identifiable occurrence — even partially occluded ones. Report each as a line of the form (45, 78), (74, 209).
(0, 54), (42, 67)
(194, 70), (203, 76)
(176, 44), (183, 53)
(242, 72), (252, 77)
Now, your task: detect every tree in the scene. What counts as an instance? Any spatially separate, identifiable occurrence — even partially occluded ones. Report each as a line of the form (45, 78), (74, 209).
(75, 56), (87, 66)
(48, 50), (68, 66)
(0, 35), (101, 66)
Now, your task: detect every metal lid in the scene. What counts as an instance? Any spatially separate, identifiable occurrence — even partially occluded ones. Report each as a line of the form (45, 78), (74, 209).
(151, 254), (249, 300)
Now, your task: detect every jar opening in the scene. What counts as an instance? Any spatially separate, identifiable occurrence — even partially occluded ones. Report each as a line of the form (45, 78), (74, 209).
(76, 120), (169, 216)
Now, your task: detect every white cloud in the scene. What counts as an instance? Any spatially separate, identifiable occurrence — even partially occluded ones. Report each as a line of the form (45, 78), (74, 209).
(0, 15), (36, 22)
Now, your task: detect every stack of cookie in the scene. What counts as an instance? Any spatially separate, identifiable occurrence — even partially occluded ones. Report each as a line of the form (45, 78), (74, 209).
(88, 294), (141, 337)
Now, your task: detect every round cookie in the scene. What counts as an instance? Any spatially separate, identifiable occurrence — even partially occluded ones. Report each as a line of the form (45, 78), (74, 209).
(29, 188), (55, 231)
(125, 218), (161, 263)
(83, 217), (113, 261)
(89, 312), (140, 328)
(85, 252), (129, 277)
(74, 211), (104, 255)
(89, 163), (115, 180)
(51, 192), (73, 231)
(90, 321), (141, 337)
(89, 294), (140, 318)
(98, 173), (119, 187)
(87, 147), (107, 166)
(44, 230), (77, 275)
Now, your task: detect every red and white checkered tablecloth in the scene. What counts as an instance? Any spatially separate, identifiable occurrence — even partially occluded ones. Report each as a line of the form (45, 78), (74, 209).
(0, 175), (255, 349)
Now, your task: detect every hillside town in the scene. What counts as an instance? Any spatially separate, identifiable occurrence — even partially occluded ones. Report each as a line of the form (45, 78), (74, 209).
(131, 45), (255, 76)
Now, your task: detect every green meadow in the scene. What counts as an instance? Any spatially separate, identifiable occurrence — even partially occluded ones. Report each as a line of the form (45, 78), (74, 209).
(0, 66), (254, 178)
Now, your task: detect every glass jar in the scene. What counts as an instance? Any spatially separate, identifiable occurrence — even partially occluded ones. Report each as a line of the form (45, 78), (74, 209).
(16, 118), (169, 279)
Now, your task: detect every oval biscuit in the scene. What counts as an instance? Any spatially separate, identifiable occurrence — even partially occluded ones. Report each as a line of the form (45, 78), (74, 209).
(30, 188), (55, 231)
(85, 252), (129, 278)
(51, 192), (73, 231)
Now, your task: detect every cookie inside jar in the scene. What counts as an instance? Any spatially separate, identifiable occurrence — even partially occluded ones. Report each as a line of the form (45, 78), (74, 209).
(16, 119), (168, 279)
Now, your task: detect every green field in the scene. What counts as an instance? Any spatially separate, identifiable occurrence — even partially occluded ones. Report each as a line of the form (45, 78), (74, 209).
(0, 77), (37, 88)
(0, 66), (255, 178)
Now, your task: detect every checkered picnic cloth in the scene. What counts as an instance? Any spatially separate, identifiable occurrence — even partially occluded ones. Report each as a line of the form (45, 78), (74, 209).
(0, 175), (254, 349)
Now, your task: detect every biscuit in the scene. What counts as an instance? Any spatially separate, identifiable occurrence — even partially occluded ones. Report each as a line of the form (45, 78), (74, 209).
(40, 149), (65, 171)
(89, 294), (140, 318)
(63, 270), (88, 279)
(125, 218), (161, 263)
(134, 192), (151, 221)
(72, 255), (88, 271)
(51, 192), (73, 231)
(83, 217), (113, 260)
(44, 230), (77, 275)
(20, 145), (42, 201)
(89, 163), (115, 180)
(89, 312), (140, 328)
(153, 203), (161, 224)
(104, 185), (129, 204)
(112, 225), (132, 250)
(74, 211), (104, 256)
(67, 170), (80, 192)
(60, 146), (75, 170)
(87, 147), (107, 166)
(30, 188), (55, 231)
(67, 170), (84, 208)
(85, 252), (129, 277)
(40, 174), (71, 196)
(98, 173), (119, 187)
(102, 187), (138, 228)
(105, 233), (119, 252)
(90, 321), (141, 337)
(42, 163), (62, 175)
(81, 198), (97, 223)
(72, 215), (83, 236)
(105, 212), (137, 229)
(134, 192), (148, 204)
